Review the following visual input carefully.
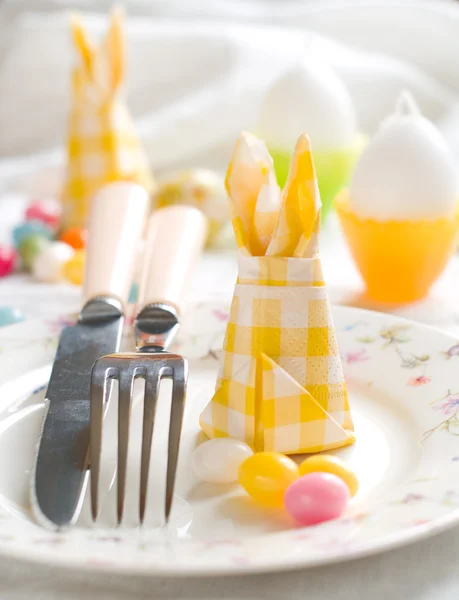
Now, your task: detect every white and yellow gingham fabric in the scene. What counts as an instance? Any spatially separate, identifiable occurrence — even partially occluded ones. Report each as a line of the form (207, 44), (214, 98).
(62, 9), (155, 229)
(200, 133), (355, 454)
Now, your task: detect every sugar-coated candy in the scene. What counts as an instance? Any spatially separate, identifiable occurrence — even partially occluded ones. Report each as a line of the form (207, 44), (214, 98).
(156, 169), (228, 246)
(238, 452), (299, 507)
(12, 221), (53, 248)
(0, 306), (24, 327)
(18, 234), (50, 271)
(299, 455), (359, 497)
(32, 242), (75, 283)
(25, 198), (62, 230)
(59, 227), (87, 250)
(63, 250), (85, 285)
(192, 438), (253, 484)
(0, 247), (17, 277)
(284, 472), (350, 526)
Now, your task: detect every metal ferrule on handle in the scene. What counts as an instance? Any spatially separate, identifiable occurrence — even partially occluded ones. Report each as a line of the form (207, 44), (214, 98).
(134, 302), (180, 352)
(134, 205), (208, 351)
(79, 296), (124, 323)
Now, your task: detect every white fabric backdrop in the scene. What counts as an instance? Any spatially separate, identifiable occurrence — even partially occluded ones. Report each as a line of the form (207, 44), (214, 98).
(2, 0), (459, 196)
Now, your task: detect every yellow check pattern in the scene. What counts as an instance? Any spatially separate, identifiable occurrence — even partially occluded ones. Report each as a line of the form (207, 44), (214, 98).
(200, 133), (355, 454)
(62, 9), (155, 229)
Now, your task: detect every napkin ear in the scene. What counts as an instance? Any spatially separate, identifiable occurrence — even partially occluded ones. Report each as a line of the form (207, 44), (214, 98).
(106, 6), (125, 92)
(225, 132), (277, 255)
(70, 14), (93, 74)
(266, 134), (322, 258)
(71, 8), (125, 94)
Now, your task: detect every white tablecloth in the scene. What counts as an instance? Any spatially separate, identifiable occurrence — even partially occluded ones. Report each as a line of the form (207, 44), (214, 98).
(0, 511), (457, 600)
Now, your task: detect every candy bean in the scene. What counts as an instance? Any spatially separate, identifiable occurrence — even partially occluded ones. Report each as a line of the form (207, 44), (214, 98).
(63, 250), (85, 285)
(238, 452), (299, 507)
(0, 306), (24, 327)
(192, 438), (253, 484)
(299, 455), (359, 497)
(13, 222), (53, 248)
(32, 242), (75, 283)
(0, 247), (18, 277)
(25, 199), (62, 230)
(18, 235), (50, 271)
(284, 472), (350, 526)
(59, 227), (87, 250)
(128, 282), (139, 303)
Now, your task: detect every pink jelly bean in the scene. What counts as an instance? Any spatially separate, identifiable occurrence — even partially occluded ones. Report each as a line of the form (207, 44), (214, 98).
(25, 199), (62, 230)
(0, 246), (17, 277)
(284, 472), (350, 526)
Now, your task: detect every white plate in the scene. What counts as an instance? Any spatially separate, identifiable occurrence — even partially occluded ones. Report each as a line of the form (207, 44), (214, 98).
(0, 304), (459, 576)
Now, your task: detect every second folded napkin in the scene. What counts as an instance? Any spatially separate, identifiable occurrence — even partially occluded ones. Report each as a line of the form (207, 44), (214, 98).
(62, 9), (155, 229)
(200, 132), (355, 454)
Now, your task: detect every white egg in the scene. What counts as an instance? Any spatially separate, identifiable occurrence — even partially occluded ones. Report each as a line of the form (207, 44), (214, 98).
(349, 92), (458, 221)
(191, 438), (253, 484)
(32, 242), (75, 283)
(258, 59), (356, 151)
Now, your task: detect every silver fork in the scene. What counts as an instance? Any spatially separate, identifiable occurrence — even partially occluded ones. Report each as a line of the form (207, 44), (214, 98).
(89, 205), (207, 525)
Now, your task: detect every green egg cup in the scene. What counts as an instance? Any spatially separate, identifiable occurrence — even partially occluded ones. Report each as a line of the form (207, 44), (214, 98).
(269, 135), (366, 222)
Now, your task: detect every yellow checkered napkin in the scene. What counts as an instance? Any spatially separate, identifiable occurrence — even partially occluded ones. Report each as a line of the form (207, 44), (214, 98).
(200, 133), (355, 454)
(62, 8), (155, 229)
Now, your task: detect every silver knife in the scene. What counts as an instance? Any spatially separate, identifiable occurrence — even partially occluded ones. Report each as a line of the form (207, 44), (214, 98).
(31, 182), (149, 529)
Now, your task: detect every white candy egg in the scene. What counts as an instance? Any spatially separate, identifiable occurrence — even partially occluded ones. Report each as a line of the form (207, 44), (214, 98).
(258, 59), (356, 150)
(192, 438), (253, 484)
(32, 242), (75, 283)
(349, 92), (458, 221)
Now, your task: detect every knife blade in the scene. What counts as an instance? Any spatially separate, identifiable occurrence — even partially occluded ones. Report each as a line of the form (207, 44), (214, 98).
(32, 300), (123, 528)
(31, 182), (149, 529)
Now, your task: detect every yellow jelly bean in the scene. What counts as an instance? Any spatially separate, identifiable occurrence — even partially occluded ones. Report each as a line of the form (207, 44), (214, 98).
(63, 249), (85, 285)
(299, 455), (359, 497)
(238, 452), (299, 508)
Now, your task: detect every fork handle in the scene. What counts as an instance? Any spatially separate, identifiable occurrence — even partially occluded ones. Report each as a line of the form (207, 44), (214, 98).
(138, 205), (208, 316)
(82, 182), (150, 309)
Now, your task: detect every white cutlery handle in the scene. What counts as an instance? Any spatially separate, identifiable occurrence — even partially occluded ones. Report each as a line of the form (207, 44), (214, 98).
(82, 182), (150, 308)
(138, 205), (208, 316)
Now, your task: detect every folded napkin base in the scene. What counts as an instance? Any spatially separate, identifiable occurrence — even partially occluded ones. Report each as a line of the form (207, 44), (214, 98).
(200, 352), (355, 454)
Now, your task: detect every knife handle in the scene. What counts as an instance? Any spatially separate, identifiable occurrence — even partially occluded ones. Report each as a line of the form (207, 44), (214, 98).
(82, 182), (150, 309)
(138, 205), (208, 316)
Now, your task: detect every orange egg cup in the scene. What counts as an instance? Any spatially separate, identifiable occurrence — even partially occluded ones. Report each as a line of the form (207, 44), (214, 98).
(335, 191), (459, 304)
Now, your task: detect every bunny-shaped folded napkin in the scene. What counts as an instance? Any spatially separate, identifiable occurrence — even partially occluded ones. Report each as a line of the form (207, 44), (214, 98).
(62, 9), (155, 229)
(200, 133), (355, 454)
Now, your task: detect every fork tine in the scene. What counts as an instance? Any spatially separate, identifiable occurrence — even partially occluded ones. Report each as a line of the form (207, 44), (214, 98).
(165, 359), (188, 523)
(139, 370), (160, 524)
(89, 361), (108, 521)
(117, 371), (134, 524)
